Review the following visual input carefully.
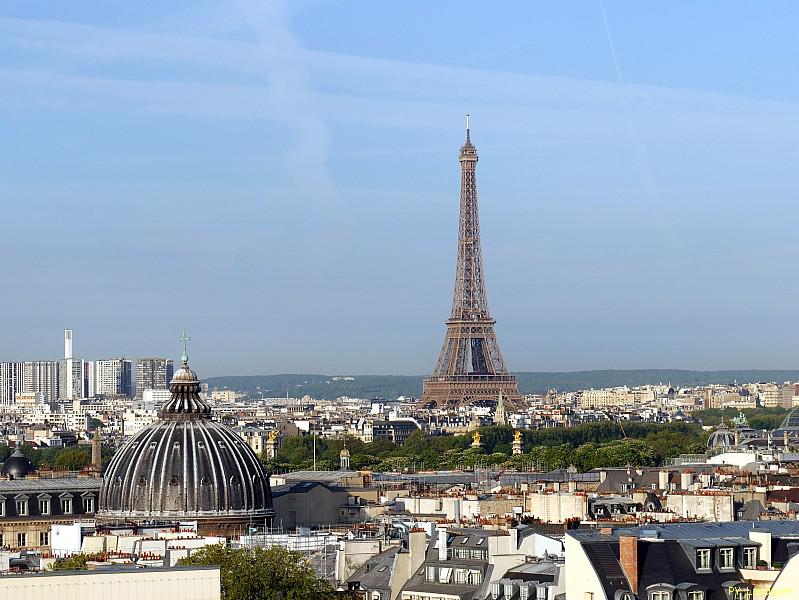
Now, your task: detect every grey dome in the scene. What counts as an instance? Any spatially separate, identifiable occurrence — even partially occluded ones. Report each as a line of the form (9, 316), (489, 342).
(99, 358), (273, 520)
(780, 407), (799, 430)
(2, 445), (35, 479)
(707, 423), (736, 449)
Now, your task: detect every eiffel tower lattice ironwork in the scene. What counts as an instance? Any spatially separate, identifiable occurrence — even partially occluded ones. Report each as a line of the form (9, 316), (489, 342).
(420, 118), (523, 410)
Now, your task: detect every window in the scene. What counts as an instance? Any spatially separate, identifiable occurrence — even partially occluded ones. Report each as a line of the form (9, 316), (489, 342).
(454, 569), (467, 584)
(84, 497), (94, 513)
(687, 592), (703, 600)
(742, 547), (757, 569)
(425, 566), (435, 583)
(468, 570), (482, 585)
(650, 592), (670, 600)
(0, 500), (4, 517)
(16, 499), (27, 516)
(62, 498), (72, 514)
(39, 499), (50, 515)
(719, 548), (734, 570)
(697, 549), (711, 570)
(17, 533), (26, 547)
(40, 531), (49, 546)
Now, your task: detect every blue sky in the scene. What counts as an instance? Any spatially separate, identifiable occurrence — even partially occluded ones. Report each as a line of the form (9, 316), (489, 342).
(2, 1), (799, 376)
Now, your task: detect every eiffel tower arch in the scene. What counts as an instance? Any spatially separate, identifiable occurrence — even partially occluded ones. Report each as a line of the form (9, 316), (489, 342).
(420, 118), (523, 410)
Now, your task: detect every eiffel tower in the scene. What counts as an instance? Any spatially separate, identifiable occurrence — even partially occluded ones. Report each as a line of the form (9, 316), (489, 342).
(420, 118), (523, 410)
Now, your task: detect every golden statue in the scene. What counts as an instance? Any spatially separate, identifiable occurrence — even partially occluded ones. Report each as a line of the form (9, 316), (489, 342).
(513, 430), (522, 442)
(267, 430), (278, 442)
(471, 431), (481, 447)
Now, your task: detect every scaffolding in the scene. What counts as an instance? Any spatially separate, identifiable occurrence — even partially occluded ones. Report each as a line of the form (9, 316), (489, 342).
(234, 524), (340, 584)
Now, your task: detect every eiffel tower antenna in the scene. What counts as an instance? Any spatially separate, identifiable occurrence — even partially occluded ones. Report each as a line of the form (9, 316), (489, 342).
(420, 118), (523, 410)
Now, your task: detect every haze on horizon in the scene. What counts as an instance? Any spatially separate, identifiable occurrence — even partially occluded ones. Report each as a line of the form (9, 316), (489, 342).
(2, 1), (799, 377)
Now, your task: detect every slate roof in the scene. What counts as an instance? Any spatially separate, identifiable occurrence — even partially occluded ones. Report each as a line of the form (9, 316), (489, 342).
(0, 477), (101, 493)
(570, 521), (799, 600)
(400, 528), (494, 600)
(344, 546), (400, 591)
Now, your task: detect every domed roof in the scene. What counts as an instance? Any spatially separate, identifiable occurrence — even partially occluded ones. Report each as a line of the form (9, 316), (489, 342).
(780, 407), (799, 430)
(2, 445), (35, 479)
(99, 355), (274, 521)
(340, 445), (350, 457)
(707, 423), (736, 449)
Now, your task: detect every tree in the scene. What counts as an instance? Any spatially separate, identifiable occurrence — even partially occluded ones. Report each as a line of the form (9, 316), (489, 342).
(179, 544), (339, 600)
(50, 553), (105, 571)
(53, 447), (91, 470)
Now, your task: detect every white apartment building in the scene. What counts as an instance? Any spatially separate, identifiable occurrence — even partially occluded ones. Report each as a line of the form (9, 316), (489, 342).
(123, 409), (159, 436)
(91, 358), (132, 397)
(22, 360), (59, 403)
(0, 362), (24, 405)
(579, 387), (630, 409)
(142, 388), (171, 405)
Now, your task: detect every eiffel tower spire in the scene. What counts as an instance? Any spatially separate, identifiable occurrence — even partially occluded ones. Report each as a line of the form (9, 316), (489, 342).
(420, 119), (523, 410)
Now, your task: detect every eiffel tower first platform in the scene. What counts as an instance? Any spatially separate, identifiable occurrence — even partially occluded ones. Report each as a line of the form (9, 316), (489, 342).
(420, 118), (523, 410)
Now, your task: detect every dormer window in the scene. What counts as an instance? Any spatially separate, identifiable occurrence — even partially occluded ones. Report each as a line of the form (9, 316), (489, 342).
(742, 547), (756, 569)
(719, 548), (734, 570)
(696, 549), (711, 570)
(646, 584), (674, 600)
(687, 592), (704, 600)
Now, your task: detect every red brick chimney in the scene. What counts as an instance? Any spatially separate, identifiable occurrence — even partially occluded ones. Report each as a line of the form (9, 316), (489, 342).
(619, 534), (639, 594)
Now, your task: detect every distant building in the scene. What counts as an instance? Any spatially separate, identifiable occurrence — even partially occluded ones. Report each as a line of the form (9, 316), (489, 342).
(0, 362), (23, 405)
(92, 358), (132, 397)
(361, 419), (420, 445)
(22, 360), (59, 403)
(58, 329), (87, 400)
(58, 359), (88, 400)
(141, 388), (171, 406)
(135, 357), (174, 399)
(210, 389), (237, 403)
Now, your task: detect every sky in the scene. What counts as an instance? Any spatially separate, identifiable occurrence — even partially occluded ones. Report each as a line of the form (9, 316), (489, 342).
(2, 1), (799, 376)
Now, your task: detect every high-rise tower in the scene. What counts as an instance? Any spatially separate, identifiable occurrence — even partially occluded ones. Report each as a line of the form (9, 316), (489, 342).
(420, 118), (523, 410)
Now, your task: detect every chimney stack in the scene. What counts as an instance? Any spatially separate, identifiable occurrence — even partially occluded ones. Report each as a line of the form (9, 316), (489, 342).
(658, 470), (669, 490)
(437, 526), (448, 561)
(619, 534), (639, 594)
(408, 529), (426, 575)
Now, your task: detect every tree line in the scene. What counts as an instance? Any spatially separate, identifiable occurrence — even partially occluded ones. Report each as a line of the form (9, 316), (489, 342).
(266, 422), (708, 473)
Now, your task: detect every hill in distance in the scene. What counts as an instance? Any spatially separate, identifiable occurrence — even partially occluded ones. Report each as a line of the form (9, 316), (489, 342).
(203, 369), (799, 401)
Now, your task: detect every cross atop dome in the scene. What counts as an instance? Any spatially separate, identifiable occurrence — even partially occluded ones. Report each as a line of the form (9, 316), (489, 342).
(179, 329), (191, 364)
